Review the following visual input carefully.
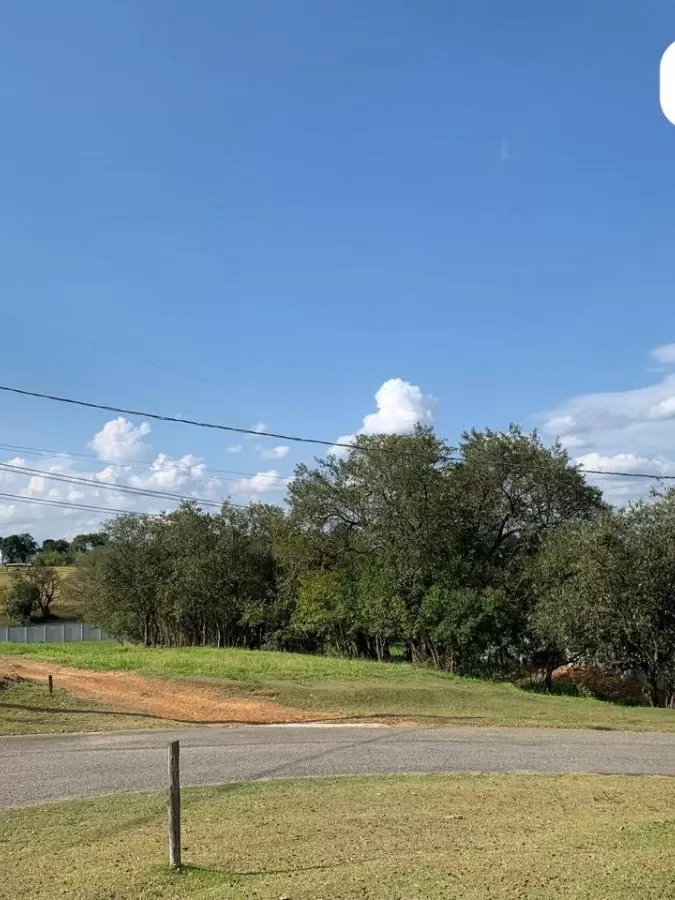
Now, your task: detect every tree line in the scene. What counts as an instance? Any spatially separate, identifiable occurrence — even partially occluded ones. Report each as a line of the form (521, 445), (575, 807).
(13, 425), (675, 707)
(0, 532), (108, 567)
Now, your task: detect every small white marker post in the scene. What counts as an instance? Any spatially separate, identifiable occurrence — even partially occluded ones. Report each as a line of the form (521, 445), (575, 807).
(168, 740), (182, 870)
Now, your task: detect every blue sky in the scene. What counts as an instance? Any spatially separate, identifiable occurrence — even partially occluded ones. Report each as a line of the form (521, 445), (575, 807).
(1, 0), (675, 537)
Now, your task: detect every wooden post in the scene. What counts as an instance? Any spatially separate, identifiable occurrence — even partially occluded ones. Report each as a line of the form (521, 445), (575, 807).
(167, 740), (182, 869)
(48, 675), (53, 695)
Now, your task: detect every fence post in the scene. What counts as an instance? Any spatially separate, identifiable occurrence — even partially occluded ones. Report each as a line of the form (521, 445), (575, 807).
(48, 675), (53, 695)
(167, 741), (182, 869)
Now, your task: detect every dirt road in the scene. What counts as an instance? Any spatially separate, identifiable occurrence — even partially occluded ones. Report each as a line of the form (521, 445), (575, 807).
(0, 657), (325, 726)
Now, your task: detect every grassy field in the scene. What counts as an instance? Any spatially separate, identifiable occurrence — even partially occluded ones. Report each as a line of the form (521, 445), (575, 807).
(3, 642), (675, 732)
(0, 676), (182, 735)
(2, 774), (675, 899)
(0, 566), (80, 625)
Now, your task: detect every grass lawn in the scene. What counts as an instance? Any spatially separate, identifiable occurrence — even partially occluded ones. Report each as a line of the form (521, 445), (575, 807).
(2, 774), (675, 899)
(3, 642), (675, 732)
(0, 566), (80, 626)
(0, 676), (181, 735)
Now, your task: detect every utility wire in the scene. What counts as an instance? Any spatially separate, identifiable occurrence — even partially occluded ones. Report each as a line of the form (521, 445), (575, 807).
(0, 384), (374, 453)
(0, 461), (226, 509)
(2, 382), (675, 483)
(0, 490), (143, 517)
(0, 441), (292, 485)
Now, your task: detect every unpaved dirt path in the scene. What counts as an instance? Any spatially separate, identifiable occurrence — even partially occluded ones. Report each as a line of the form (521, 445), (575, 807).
(0, 657), (326, 726)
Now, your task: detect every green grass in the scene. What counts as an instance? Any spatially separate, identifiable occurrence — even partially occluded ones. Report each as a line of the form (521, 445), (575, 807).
(0, 676), (181, 735)
(2, 774), (675, 899)
(3, 642), (675, 732)
(0, 566), (80, 626)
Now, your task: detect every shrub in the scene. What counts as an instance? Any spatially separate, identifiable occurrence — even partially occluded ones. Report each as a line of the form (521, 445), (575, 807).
(4, 581), (40, 624)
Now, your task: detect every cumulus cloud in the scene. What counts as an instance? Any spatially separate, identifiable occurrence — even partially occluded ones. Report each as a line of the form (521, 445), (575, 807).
(129, 453), (209, 492)
(259, 445), (289, 460)
(0, 428), (226, 537)
(226, 444), (243, 454)
(90, 418), (151, 462)
(232, 470), (291, 501)
(540, 357), (675, 503)
(650, 343), (675, 365)
(331, 378), (437, 456)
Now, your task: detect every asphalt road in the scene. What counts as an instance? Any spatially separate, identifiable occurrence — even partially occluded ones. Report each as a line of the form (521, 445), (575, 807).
(2, 724), (675, 809)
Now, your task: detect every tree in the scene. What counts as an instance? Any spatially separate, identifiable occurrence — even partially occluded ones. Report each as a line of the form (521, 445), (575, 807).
(81, 515), (166, 644)
(41, 539), (71, 554)
(3, 580), (40, 623)
(534, 491), (675, 707)
(0, 533), (38, 563)
(289, 427), (458, 658)
(71, 532), (109, 554)
(3, 566), (61, 620)
(449, 426), (605, 670)
(34, 549), (74, 567)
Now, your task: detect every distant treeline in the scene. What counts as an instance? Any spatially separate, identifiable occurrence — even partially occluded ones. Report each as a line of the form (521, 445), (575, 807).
(0, 532), (108, 567)
(62, 425), (675, 707)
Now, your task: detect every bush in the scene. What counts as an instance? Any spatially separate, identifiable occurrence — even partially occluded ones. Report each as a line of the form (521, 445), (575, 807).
(4, 581), (40, 624)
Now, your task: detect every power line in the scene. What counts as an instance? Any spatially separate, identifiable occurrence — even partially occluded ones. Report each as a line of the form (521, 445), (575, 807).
(0, 441), (292, 485)
(2, 382), (675, 484)
(0, 461), (225, 509)
(0, 491), (141, 518)
(0, 384), (373, 453)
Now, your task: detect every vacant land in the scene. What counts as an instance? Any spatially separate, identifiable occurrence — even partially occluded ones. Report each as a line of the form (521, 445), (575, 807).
(0, 676), (182, 735)
(0, 566), (79, 625)
(0, 658), (326, 729)
(2, 774), (675, 899)
(2, 642), (675, 732)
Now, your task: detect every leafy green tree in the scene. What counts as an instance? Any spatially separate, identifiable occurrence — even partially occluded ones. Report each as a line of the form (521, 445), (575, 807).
(41, 539), (71, 554)
(0, 533), (38, 563)
(71, 532), (109, 554)
(416, 585), (510, 674)
(82, 515), (167, 644)
(2, 566), (61, 620)
(3, 580), (40, 623)
(289, 427), (458, 657)
(535, 492), (675, 707)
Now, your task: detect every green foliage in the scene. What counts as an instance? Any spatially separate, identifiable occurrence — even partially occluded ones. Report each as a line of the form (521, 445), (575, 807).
(534, 490), (675, 707)
(79, 503), (281, 647)
(34, 549), (74, 567)
(52, 421), (674, 707)
(3, 579), (41, 623)
(0, 532), (38, 563)
(70, 531), (109, 554)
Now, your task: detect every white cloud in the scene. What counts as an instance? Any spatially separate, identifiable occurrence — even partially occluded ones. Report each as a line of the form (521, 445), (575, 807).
(330, 378), (437, 456)
(0, 428), (227, 538)
(226, 444), (243, 454)
(128, 453), (210, 492)
(232, 469), (291, 501)
(575, 452), (675, 477)
(648, 396), (675, 421)
(259, 445), (289, 460)
(540, 359), (675, 504)
(651, 343), (675, 365)
(90, 418), (151, 462)
(362, 378), (437, 434)
(96, 466), (119, 484)
(0, 504), (16, 523)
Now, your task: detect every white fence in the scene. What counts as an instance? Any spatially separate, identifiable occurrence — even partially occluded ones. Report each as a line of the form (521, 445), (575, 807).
(0, 622), (111, 643)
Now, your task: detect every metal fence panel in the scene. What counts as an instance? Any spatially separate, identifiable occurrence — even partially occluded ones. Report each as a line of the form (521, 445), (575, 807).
(0, 622), (110, 643)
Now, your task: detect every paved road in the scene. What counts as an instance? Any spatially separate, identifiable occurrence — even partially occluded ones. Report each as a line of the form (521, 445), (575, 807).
(2, 724), (675, 809)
